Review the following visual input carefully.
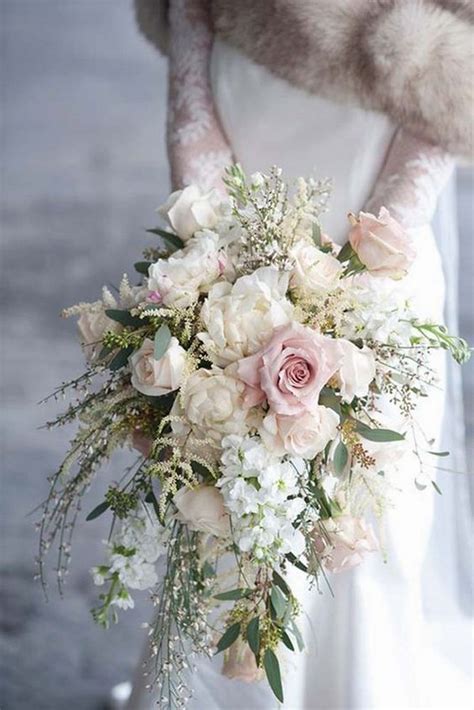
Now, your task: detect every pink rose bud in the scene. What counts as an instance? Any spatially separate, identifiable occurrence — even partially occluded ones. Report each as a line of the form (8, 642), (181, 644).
(348, 207), (416, 279)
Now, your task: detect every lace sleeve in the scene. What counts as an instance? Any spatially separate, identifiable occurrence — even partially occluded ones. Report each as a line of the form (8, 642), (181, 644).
(167, 0), (234, 192)
(365, 127), (454, 229)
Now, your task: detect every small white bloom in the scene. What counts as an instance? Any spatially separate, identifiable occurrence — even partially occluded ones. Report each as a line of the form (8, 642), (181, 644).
(336, 340), (376, 403)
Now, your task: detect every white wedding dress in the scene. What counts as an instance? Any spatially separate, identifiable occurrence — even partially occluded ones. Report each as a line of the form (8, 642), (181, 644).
(126, 37), (472, 710)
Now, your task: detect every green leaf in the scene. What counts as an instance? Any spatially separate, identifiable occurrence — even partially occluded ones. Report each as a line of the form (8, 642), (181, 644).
(147, 227), (185, 251)
(336, 241), (354, 263)
(105, 309), (143, 328)
(281, 631), (295, 652)
(86, 500), (110, 521)
(214, 588), (250, 601)
(311, 222), (321, 247)
(108, 345), (134, 371)
(263, 648), (284, 703)
(427, 450), (450, 457)
(134, 261), (152, 275)
(270, 586), (288, 619)
(144, 490), (160, 518)
(432, 480), (443, 495)
(246, 617), (260, 656)
(216, 622), (241, 654)
(272, 570), (290, 597)
(289, 620), (305, 651)
(319, 387), (342, 416)
(355, 422), (405, 442)
(154, 324), (172, 361)
(285, 552), (308, 573)
(333, 440), (349, 474)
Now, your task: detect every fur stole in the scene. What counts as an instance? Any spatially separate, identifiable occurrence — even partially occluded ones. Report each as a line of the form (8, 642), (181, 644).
(134, 0), (473, 158)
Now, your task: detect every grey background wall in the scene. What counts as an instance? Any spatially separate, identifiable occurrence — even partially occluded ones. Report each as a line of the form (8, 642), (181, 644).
(1, 2), (472, 708)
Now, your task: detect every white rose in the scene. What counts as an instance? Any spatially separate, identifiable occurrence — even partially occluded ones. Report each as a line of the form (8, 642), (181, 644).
(158, 185), (220, 241)
(180, 368), (249, 445)
(336, 340), (376, 402)
(148, 230), (223, 307)
(129, 337), (186, 396)
(260, 405), (339, 459)
(198, 267), (293, 366)
(174, 485), (230, 537)
(290, 241), (342, 296)
(78, 309), (120, 363)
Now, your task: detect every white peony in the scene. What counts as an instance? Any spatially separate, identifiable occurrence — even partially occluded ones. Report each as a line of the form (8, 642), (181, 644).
(157, 185), (220, 241)
(199, 266), (293, 366)
(290, 241), (342, 296)
(260, 405), (339, 459)
(336, 340), (376, 402)
(129, 337), (186, 397)
(179, 368), (249, 445)
(174, 485), (230, 537)
(147, 230), (224, 307)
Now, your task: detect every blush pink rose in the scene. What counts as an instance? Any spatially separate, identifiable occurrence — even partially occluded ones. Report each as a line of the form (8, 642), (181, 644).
(237, 323), (342, 415)
(348, 207), (416, 279)
(312, 515), (379, 573)
(222, 639), (262, 683)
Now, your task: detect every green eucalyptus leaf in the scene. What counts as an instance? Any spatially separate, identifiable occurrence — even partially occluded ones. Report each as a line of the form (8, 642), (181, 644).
(216, 622), (241, 654)
(270, 586), (287, 619)
(154, 324), (172, 361)
(272, 570), (290, 597)
(319, 387), (341, 416)
(336, 241), (354, 263)
(355, 422), (405, 442)
(432, 480), (443, 495)
(105, 309), (143, 328)
(214, 588), (250, 601)
(134, 261), (152, 275)
(281, 631), (295, 652)
(108, 345), (134, 372)
(289, 620), (305, 652)
(246, 617), (260, 656)
(311, 222), (322, 247)
(333, 440), (349, 474)
(86, 500), (110, 522)
(147, 227), (185, 251)
(427, 450), (450, 457)
(263, 648), (284, 703)
(285, 552), (308, 573)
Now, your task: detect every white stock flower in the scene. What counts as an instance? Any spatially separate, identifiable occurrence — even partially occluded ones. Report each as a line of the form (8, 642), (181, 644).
(158, 185), (221, 241)
(198, 267), (293, 366)
(290, 241), (342, 296)
(148, 230), (224, 307)
(260, 406), (339, 459)
(336, 340), (376, 403)
(129, 336), (186, 397)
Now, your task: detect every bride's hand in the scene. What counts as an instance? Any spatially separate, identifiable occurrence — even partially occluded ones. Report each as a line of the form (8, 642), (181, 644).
(364, 127), (454, 229)
(167, 0), (234, 195)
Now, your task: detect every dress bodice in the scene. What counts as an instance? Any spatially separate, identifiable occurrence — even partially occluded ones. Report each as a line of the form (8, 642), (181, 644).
(211, 38), (395, 244)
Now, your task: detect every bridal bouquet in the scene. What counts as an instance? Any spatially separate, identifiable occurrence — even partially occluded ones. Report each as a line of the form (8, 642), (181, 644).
(39, 165), (469, 706)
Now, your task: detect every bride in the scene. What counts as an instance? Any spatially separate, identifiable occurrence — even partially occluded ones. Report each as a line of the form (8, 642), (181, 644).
(118, 1), (473, 708)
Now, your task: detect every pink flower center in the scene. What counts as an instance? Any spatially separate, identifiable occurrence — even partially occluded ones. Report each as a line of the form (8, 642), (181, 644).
(279, 355), (313, 390)
(147, 290), (162, 304)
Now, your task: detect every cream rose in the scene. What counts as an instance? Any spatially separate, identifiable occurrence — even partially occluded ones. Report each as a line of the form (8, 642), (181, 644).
(313, 515), (379, 573)
(260, 406), (339, 459)
(336, 340), (376, 403)
(174, 485), (230, 537)
(158, 185), (220, 241)
(129, 337), (186, 397)
(180, 368), (249, 445)
(77, 309), (120, 363)
(199, 267), (293, 366)
(290, 241), (342, 295)
(348, 208), (416, 279)
(222, 639), (262, 683)
(148, 230), (224, 307)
